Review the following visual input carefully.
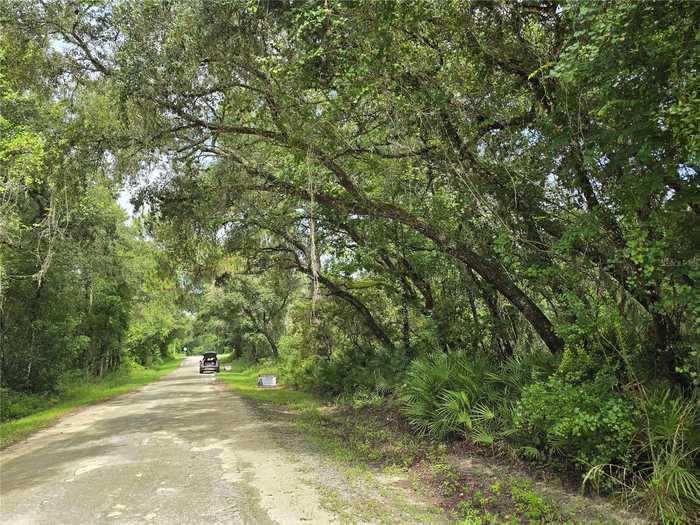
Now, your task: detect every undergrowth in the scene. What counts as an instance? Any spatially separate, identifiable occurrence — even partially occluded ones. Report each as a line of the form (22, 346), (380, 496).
(399, 351), (699, 524)
(219, 358), (638, 524)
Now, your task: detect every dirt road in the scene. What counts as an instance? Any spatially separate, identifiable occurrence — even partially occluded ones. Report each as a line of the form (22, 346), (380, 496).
(0, 357), (354, 524)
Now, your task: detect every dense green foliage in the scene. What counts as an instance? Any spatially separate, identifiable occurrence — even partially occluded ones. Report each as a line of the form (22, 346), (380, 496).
(0, 4), (188, 413)
(1, 1), (698, 521)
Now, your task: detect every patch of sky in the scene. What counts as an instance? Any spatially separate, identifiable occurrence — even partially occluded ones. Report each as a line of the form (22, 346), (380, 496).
(117, 164), (168, 223)
(117, 188), (135, 219)
(521, 127), (543, 146)
(678, 164), (696, 181)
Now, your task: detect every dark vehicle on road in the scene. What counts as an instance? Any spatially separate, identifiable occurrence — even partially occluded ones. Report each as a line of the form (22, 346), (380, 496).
(199, 352), (220, 374)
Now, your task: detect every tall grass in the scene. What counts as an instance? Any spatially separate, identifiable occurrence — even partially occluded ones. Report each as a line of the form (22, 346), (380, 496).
(584, 386), (700, 524)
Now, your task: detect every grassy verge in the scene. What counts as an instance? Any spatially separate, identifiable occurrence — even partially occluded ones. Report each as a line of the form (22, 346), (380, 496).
(0, 358), (183, 448)
(218, 359), (645, 525)
(217, 358), (320, 409)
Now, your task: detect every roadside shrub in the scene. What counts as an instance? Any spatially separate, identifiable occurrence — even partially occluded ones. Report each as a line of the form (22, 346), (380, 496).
(0, 388), (57, 421)
(509, 480), (554, 522)
(281, 338), (401, 397)
(487, 350), (559, 399)
(401, 350), (556, 442)
(56, 369), (91, 394)
(338, 386), (384, 409)
(585, 387), (700, 523)
(401, 352), (499, 438)
(513, 376), (638, 469)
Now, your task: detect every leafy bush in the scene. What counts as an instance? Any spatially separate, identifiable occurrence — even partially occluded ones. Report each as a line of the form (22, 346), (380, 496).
(488, 351), (558, 398)
(338, 386), (384, 409)
(513, 377), (638, 469)
(585, 387), (700, 523)
(401, 350), (557, 442)
(509, 480), (554, 522)
(280, 333), (402, 397)
(676, 346), (700, 387)
(399, 350), (699, 523)
(0, 388), (57, 421)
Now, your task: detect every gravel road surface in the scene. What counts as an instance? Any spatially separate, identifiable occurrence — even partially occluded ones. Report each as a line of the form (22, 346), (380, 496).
(0, 357), (342, 524)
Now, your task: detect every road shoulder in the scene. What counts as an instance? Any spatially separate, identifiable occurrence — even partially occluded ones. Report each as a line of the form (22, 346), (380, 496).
(217, 364), (649, 525)
(0, 358), (184, 450)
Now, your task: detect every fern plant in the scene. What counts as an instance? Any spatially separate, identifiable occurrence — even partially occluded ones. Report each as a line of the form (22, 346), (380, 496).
(400, 352), (454, 436)
(400, 352), (498, 438)
(435, 390), (473, 437)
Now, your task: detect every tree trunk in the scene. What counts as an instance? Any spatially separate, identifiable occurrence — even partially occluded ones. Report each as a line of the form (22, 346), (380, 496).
(237, 164), (565, 353)
(360, 199), (564, 354)
(296, 265), (396, 351)
(261, 331), (279, 357)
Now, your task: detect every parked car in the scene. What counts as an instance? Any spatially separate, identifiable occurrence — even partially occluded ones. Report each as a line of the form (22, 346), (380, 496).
(199, 352), (220, 374)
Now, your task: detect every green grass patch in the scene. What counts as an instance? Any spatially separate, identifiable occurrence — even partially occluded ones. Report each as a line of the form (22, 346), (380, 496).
(0, 358), (183, 448)
(217, 358), (320, 409)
